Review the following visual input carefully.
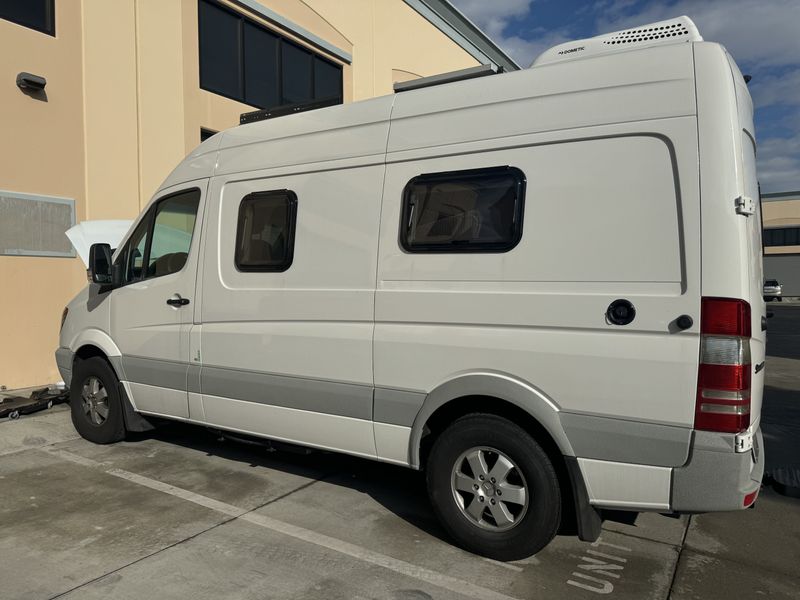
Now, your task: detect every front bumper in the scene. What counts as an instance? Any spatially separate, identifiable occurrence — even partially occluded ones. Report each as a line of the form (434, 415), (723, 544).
(671, 428), (764, 512)
(55, 347), (74, 387)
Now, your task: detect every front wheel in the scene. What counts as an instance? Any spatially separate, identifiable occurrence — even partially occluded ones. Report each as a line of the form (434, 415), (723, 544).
(426, 414), (561, 561)
(70, 356), (126, 444)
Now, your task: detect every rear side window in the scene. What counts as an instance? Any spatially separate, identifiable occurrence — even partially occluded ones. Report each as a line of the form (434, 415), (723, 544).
(235, 190), (297, 272)
(401, 166), (526, 253)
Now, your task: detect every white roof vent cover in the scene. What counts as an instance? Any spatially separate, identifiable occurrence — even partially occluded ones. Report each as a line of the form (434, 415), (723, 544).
(532, 16), (702, 67)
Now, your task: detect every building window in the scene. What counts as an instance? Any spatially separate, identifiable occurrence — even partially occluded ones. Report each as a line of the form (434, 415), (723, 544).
(400, 167), (526, 253)
(764, 227), (800, 247)
(198, 0), (342, 111)
(200, 128), (218, 142)
(0, 0), (55, 36)
(0, 191), (74, 257)
(235, 190), (297, 272)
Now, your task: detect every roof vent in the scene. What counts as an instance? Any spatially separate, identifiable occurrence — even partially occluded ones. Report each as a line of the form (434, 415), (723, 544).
(531, 16), (702, 67)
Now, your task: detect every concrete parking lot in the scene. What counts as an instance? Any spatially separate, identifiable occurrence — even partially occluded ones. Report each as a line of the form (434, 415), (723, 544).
(2, 306), (799, 599)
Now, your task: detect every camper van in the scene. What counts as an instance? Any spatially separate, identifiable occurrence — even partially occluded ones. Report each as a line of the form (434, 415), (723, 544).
(56, 17), (765, 560)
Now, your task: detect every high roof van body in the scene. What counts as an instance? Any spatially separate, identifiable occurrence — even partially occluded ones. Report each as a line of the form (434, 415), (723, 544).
(57, 17), (765, 559)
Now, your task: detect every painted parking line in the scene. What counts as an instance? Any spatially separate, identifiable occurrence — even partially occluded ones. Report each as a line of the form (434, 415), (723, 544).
(41, 447), (523, 600)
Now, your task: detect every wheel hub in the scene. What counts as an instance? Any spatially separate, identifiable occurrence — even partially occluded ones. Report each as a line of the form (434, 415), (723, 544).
(451, 446), (529, 532)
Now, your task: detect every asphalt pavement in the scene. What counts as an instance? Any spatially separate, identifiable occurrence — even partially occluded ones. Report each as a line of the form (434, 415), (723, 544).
(0, 307), (798, 599)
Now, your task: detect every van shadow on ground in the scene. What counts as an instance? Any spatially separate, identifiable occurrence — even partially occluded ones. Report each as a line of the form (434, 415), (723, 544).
(128, 421), (583, 547)
(761, 385), (800, 495)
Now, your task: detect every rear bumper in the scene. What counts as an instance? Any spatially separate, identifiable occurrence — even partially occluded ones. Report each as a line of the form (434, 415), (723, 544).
(55, 347), (74, 387)
(671, 428), (764, 512)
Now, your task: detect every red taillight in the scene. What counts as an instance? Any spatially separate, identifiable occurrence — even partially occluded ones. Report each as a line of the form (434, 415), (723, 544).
(701, 297), (751, 337)
(695, 298), (752, 434)
(743, 489), (758, 507)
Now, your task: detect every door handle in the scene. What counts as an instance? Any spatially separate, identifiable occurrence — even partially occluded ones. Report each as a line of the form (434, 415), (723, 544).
(166, 295), (190, 307)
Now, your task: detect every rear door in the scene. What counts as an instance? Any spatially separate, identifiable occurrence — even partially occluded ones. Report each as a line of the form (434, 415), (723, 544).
(732, 67), (766, 428)
(110, 182), (206, 418)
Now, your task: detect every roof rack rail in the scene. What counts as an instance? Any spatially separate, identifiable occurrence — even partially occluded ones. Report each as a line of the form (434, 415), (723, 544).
(240, 96), (341, 125)
(393, 64), (501, 93)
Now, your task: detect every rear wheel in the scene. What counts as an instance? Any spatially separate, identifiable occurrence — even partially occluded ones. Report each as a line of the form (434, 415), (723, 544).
(426, 413), (561, 561)
(70, 356), (126, 444)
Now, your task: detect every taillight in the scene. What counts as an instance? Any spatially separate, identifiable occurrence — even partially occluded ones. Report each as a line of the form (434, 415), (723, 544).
(695, 298), (751, 434)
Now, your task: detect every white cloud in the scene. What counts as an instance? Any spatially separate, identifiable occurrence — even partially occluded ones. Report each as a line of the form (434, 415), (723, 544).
(750, 69), (800, 109)
(594, 0), (800, 69)
(450, 0), (533, 40)
(449, 0), (569, 66)
(758, 136), (800, 192)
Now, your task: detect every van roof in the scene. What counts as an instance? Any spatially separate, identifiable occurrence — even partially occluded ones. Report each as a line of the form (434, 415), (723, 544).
(158, 17), (715, 194)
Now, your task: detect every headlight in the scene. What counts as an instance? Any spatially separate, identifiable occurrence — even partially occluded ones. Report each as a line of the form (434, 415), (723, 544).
(61, 307), (69, 331)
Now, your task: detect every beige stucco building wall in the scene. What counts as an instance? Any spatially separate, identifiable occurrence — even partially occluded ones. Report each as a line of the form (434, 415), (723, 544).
(762, 196), (800, 255)
(0, 0), (480, 390)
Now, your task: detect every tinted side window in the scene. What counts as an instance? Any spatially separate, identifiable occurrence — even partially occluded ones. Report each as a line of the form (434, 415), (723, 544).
(0, 0), (54, 35)
(146, 191), (201, 278)
(235, 190), (297, 272)
(401, 167), (526, 253)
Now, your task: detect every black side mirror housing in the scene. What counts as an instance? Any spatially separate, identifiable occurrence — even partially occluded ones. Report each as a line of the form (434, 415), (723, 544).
(88, 243), (113, 285)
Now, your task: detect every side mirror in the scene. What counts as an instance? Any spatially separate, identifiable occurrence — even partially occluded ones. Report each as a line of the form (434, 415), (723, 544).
(88, 243), (113, 285)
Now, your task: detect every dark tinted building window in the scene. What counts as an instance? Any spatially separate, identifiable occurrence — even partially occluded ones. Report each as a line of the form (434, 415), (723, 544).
(764, 227), (800, 247)
(401, 167), (526, 253)
(198, 0), (242, 100)
(314, 56), (342, 101)
(281, 41), (313, 105)
(0, 0), (54, 35)
(235, 190), (297, 272)
(197, 0), (343, 111)
(200, 128), (218, 142)
(243, 22), (279, 108)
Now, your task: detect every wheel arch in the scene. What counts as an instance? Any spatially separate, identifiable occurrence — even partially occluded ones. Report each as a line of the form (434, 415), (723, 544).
(70, 329), (124, 380)
(409, 372), (574, 471)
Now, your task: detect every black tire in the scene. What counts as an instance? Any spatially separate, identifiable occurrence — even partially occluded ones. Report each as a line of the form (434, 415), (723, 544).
(70, 356), (126, 444)
(777, 297), (783, 302)
(426, 413), (561, 561)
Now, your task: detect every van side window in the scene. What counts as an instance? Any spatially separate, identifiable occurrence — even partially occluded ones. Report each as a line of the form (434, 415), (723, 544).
(235, 190), (297, 272)
(114, 188), (200, 285)
(146, 191), (201, 278)
(400, 166), (526, 253)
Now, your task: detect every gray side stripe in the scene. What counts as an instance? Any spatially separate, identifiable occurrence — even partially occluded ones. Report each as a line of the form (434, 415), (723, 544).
(188, 364), (201, 394)
(122, 356), (187, 391)
(202, 366), (373, 421)
(374, 388), (426, 427)
(560, 412), (692, 468)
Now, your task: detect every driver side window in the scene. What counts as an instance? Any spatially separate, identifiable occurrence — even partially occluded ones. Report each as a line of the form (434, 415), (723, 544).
(114, 189), (200, 285)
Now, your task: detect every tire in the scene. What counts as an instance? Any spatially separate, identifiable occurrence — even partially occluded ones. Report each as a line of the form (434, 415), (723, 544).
(426, 413), (561, 561)
(70, 356), (126, 444)
(778, 297), (783, 302)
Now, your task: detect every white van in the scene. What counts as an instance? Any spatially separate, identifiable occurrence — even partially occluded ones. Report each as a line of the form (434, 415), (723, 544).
(56, 17), (765, 560)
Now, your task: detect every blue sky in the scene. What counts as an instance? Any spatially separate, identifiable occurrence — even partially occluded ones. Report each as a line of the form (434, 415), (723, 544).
(450, 0), (800, 193)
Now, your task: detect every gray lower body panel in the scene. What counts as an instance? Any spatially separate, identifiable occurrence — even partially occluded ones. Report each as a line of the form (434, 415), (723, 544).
(201, 365), (373, 421)
(55, 347), (74, 387)
(671, 428), (764, 512)
(373, 388), (426, 426)
(560, 412), (692, 467)
(122, 356), (187, 391)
